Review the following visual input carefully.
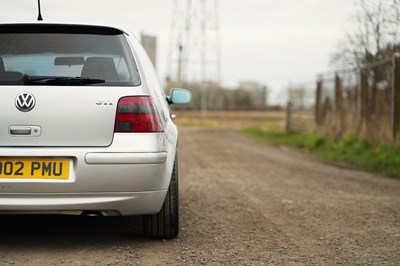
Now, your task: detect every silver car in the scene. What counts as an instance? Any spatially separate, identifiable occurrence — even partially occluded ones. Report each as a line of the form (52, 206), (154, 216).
(0, 23), (191, 239)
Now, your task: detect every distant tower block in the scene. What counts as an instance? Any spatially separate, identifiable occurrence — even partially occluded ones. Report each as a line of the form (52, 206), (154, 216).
(167, 0), (222, 115)
(141, 33), (157, 69)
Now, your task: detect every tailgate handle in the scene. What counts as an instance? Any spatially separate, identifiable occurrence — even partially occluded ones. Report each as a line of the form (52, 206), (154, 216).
(10, 127), (31, 135)
(9, 126), (41, 137)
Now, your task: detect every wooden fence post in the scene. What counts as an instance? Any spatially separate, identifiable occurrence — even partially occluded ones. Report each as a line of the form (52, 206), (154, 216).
(393, 55), (400, 142)
(334, 73), (343, 136)
(357, 69), (368, 136)
(315, 79), (322, 126)
(335, 73), (342, 114)
(286, 101), (292, 134)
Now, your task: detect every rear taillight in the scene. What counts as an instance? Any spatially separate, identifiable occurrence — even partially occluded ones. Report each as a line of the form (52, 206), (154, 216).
(114, 96), (163, 133)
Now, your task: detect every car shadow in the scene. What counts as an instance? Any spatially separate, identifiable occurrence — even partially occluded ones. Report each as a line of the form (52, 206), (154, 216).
(0, 215), (146, 249)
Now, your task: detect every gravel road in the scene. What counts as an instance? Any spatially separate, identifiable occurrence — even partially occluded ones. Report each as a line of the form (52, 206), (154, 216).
(1, 127), (399, 265)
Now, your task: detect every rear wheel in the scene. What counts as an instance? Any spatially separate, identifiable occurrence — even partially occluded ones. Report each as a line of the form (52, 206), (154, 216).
(143, 157), (179, 239)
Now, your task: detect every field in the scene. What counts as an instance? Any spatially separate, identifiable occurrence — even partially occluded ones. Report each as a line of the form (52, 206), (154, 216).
(173, 110), (286, 129)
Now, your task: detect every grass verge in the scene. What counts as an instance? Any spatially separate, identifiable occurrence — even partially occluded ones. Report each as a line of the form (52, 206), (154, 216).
(242, 123), (400, 178)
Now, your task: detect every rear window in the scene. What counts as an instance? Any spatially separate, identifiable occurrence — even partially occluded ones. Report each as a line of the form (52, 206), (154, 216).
(0, 24), (141, 86)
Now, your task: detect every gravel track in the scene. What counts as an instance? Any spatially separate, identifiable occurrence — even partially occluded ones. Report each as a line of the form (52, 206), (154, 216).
(0, 127), (399, 265)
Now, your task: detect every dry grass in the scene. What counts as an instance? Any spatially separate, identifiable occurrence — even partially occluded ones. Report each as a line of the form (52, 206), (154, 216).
(172, 110), (286, 129)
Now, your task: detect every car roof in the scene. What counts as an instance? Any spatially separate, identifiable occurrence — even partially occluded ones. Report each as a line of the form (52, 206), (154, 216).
(0, 22), (130, 36)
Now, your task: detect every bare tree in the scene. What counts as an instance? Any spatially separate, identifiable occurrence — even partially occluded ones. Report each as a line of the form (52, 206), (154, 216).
(330, 0), (400, 69)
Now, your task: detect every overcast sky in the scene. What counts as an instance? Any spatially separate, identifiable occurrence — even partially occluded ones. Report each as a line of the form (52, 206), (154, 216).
(0, 0), (356, 103)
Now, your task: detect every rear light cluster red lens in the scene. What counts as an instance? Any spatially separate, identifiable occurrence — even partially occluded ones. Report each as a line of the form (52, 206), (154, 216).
(114, 96), (163, 133)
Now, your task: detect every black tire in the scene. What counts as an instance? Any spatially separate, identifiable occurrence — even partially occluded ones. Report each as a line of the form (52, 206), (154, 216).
(143, 157), (179, 239)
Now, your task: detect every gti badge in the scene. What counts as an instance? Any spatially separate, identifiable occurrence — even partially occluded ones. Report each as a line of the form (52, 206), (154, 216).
(15, 93), (36, 112)
(96, 100), (113, 106)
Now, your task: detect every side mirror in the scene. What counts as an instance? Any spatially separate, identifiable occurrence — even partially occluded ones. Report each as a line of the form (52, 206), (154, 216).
(168, 88), (192, 105)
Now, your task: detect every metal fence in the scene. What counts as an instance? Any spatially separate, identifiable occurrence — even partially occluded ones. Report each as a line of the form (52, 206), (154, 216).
(286, 83), (315, 134)
(315, 54), (400, 144)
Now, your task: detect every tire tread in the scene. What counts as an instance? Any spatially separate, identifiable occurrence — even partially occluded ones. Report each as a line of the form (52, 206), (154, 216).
(143, 157), (179, 239)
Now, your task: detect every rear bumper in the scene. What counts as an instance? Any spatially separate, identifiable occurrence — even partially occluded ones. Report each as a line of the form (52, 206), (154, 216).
(0, 191), (167, 216)
(85, 152), (167, 164)
(0, 133), (176, 215)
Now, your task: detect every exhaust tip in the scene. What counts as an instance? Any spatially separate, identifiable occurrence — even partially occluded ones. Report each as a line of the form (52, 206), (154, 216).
(81, 211), (103, 217)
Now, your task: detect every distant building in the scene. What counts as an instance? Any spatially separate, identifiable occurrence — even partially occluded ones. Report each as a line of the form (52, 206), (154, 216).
(239, 81), (260, 92)
(140, 33), (157, 69)
(238, 81), (268, 108)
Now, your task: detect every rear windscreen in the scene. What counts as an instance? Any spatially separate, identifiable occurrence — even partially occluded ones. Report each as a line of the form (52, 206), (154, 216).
(0, 24), (141, 86)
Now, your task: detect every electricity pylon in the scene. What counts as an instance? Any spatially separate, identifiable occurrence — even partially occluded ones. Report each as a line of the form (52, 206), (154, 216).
(166, 0), (222, 118)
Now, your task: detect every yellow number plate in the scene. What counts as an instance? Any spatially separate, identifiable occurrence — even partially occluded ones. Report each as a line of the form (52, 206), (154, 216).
(0, 158), (70, 180)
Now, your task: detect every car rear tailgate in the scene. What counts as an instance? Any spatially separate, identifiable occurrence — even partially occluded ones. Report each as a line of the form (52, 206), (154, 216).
(0, 86), (149, 147)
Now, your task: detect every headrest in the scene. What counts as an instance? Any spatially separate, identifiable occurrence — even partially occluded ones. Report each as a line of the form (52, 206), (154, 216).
(81, 57), (119, 80)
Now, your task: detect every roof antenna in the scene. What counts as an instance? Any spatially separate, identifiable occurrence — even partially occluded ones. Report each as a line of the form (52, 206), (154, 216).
(37, 0), (43, 21)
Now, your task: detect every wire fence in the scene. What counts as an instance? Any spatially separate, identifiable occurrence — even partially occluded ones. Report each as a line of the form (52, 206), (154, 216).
(286, 82), (315, 134)
(315, 55), (400, 143)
